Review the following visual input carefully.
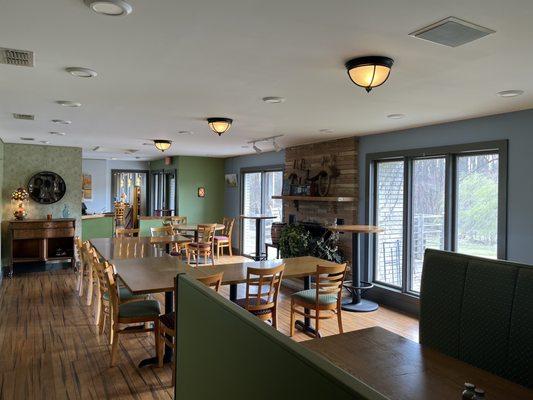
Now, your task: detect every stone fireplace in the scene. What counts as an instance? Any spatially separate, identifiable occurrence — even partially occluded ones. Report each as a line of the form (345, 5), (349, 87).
(281, 137), (359, 265)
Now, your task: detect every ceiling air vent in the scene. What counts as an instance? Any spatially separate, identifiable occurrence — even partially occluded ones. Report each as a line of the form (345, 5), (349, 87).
(0, 47), (34, 67)
(13, 113), (35, 120)
(409, 17), (495, 47)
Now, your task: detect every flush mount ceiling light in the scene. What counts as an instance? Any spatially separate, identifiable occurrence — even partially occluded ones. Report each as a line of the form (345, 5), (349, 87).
(50, 131), (66, 136)
(178, 130), (193, 135)
(154, 139), (172, 152)
(51, 119), (71, 124)
(387, 113), (405, 119)
(20, 137), (34, 141)
(273, 139), (282, 152)
(57, 100), (82, 107)
(207, 118), (233, 136)
(497, 90), (524, 98)
(40, 140), (50, 144)
(66, 67), (98, 78)
(345, 56), (394, 92)
(319, 128), (334, 134)
(262, 96), (285, 104)
(84, 0), (133, 16)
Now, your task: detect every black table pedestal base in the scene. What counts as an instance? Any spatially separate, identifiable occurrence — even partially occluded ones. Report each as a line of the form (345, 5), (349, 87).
(138, 353), (172, 368)
(342, 298), (379, 312)
(295, 320), (321, 338)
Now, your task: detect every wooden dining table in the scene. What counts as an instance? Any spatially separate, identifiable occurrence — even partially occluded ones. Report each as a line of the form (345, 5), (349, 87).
(90, 235), (192, 260)
(172, 223), (225, 241)
(302, 327), (533, 400)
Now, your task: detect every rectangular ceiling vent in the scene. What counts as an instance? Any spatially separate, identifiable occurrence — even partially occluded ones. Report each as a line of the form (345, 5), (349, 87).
(409, 17), (495, 47)
(0, 47), (34, 67)
(13, 113), (35, 120)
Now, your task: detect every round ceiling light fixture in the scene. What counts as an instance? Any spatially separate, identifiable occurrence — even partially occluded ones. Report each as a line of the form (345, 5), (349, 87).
(50, 131), (66, 136)
(84, 0), (133, 16)
(66, 67), (98, 78)
(387, 113), (405, 119)
(51, 119), (72, 124)
(57, 100), (82, 107)
(178, 130), (193, 135)
(319, 128), (334, 134)
(345, 56), (394, 93)
(154, 139), (172, 152)
(207, 118), (233, 136)
(497, 90), (524, 98)
(262, 96), (285, 104)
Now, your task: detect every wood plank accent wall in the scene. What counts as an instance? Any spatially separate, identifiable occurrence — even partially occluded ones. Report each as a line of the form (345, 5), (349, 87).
(283, 137), (359, 264)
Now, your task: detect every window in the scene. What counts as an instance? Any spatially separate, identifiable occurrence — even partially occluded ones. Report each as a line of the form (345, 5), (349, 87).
(241, 168), (283, 259)
(368, 141), (507, 295)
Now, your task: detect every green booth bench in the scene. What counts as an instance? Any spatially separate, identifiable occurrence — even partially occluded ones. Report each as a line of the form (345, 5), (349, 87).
(174, 274), (388, 400)
(420, 249), (533, 388)
(81, 215), (114, 241)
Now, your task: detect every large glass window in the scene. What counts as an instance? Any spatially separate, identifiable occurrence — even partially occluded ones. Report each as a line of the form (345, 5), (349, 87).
(369, 142), (506, 295)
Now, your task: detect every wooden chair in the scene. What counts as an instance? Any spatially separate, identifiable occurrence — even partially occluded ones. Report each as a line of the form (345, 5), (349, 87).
(214, 217), (235, 258)
(80, 241), (96, 306)
(114, 202), (126, 227)
(75, 236), (86, 296)
(163, 216), (187, 227)
(185, 224), (216, 267)
(233, 264), (285, 328)
(150, 225), (184, 255)
(104, 263), (161, 366)
(289, 263), (347, 338)
(115, 227), (140, 237)
(157, 272), (223, 385)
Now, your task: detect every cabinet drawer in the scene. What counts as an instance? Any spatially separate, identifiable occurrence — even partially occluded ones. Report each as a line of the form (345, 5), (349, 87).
(12, 221), (74, 229)
(13, 229), (47, 239)
(46, 228), (75, 238)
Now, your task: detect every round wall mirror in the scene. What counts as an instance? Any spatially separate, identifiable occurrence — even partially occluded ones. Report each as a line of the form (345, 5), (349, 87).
(27, 171), (66, 204)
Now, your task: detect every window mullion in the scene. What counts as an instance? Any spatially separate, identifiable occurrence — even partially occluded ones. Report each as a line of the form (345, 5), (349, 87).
(402, 158), (411, 293)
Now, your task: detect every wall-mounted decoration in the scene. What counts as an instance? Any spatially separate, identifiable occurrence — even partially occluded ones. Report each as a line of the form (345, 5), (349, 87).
(82, 174), (92, 201)
(197, 187), (206, 198)
(225, 173), (237, 187)
(286, 156), (339, 196)
(27, 171), (66, 204)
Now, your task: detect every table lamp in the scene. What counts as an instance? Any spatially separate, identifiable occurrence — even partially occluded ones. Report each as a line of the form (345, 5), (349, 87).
(12, 187), (29, 220)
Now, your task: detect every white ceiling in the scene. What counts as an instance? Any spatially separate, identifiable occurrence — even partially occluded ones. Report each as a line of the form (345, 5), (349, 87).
(1, 0), (532, 160)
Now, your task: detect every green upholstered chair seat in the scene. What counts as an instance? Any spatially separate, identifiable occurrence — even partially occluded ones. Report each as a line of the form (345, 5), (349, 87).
(103, 287), (143, 301)
(292, 289), (338, 305)
(118, 299), (160, 319)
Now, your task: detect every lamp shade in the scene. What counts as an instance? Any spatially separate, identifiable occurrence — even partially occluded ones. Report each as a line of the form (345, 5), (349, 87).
(154, 140), (172, 152)
(345, 56), (394, 92)
(12, 187), (29, 201)
(207, 118), (233, 136)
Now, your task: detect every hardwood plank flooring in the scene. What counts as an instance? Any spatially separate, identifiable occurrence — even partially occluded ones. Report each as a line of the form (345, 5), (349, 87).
(0, 262), (417, 399)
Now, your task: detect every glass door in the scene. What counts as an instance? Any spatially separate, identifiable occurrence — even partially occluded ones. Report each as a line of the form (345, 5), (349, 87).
(241, 169), (283, 258)
(150, 170), (176, 216)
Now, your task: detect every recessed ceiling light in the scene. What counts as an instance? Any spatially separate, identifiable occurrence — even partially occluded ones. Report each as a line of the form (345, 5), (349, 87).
(319, 129), (334, 134)
(66, 67), (97, 78)
(50, 131), (66, 136)
(111, 157), (118, 160)
(40, 140), (50, 144)
(84, 0), (133, 16)
(262, 96), (286, 104)
(178, 130), (193, 135)
(241, 145), (250, 149)
(51, 119), (72, 124)
(57, 100), (81, 107)
(387, 113), (405, 119)
(497, 90), (524, 98)
(20, 137), (34, 141)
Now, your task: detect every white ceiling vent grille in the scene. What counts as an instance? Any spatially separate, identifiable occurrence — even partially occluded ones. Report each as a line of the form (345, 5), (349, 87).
(409, 17), (495, 47)
(13, 113), (35, 120)
(0, 47), (34, 67)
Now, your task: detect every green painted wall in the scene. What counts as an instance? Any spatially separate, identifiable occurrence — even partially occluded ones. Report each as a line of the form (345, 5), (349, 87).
(149, 156), (225, 223)
(2, 144), (82, 266)
(177, 156), (224, 223)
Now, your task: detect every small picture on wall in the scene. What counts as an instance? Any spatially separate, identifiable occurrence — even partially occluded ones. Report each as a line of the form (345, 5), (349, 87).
(82, 174), (92, 201)
(197, 187), (206, 198)
(225, 173), (238, 187)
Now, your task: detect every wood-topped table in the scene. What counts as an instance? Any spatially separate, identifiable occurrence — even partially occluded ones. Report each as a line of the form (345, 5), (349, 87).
(172, 223), (225, 241)
(90, 236), (191, 260)
(239, 215), (276, 260)
(326, 225), (383, 312)
(302, 327), (533, 400)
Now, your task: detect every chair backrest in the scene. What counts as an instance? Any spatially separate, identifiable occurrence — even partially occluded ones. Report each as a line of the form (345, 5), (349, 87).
(114, 202), (126, 225)
(75, 236), (83, 263)
(244, 264), (285, 312)
(197, 224), (216, 244)
(221, 217), (235, 237)
(103, 262), (119, 323)
(197, 272), (224, 292)
(164, 216), (187, 226)
(150, 226), (173, 237)
(314, 263), (347, 306)
(115, 227), (140, 237)
(89, 247), (108, 294)
(79, 240), (93, 273)
(420, 249), (533, 388)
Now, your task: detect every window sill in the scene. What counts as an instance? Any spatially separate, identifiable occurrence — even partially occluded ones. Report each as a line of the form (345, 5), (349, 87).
(364, 283), (420, 317)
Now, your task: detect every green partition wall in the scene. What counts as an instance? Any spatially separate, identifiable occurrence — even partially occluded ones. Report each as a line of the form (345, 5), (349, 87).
(139, 218), (164, 236)
(81, 217), (114, 241)
(175, 275), (387, 400)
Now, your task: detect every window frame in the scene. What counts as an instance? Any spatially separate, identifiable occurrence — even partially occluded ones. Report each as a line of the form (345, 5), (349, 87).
(366, 140), (508, 297)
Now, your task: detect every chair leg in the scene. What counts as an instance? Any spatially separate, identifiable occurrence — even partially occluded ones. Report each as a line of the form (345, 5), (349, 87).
(289, 300), (295, 337)
(229, 241), (233, 256)
(272, 307), (277, 329)
(77, 263), (84, 296)
(99, 312), (107, 335)
(86, 270), (93, 306)
(110, 327), (119, 366)
(94, 291), (102, 326)
(337, 303), (343, 334)
(157, 323), (164, 368)
(109, 320), (115, 345)
(210, 251), (215, 266)
(154, 319), (161, 366)
(315, 310), (320, 338)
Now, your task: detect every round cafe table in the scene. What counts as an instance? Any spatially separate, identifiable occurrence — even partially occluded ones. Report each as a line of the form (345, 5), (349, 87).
(239, 215), (276, 261)
(327, 224), (384, 312)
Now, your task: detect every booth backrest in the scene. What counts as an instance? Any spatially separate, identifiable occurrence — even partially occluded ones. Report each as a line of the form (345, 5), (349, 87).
(81, 216), (114, 240)
(175, 274), (388, 400)
(138, 217), (164, 236)
(420, 249), (533, 388)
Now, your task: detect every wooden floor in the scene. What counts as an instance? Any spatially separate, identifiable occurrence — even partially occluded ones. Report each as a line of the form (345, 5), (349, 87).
(0, 262), (418, 400)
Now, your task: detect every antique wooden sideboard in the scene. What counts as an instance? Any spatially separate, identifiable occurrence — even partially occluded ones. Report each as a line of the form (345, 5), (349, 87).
(7, 219), (76, 277)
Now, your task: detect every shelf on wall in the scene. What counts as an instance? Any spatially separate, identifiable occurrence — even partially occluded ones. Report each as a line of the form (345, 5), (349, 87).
(272, 195), (355, 211)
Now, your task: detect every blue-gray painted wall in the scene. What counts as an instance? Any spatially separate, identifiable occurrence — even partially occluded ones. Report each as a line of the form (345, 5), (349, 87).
(358, 108), (533, 265)
(224, 151), (285, 250)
